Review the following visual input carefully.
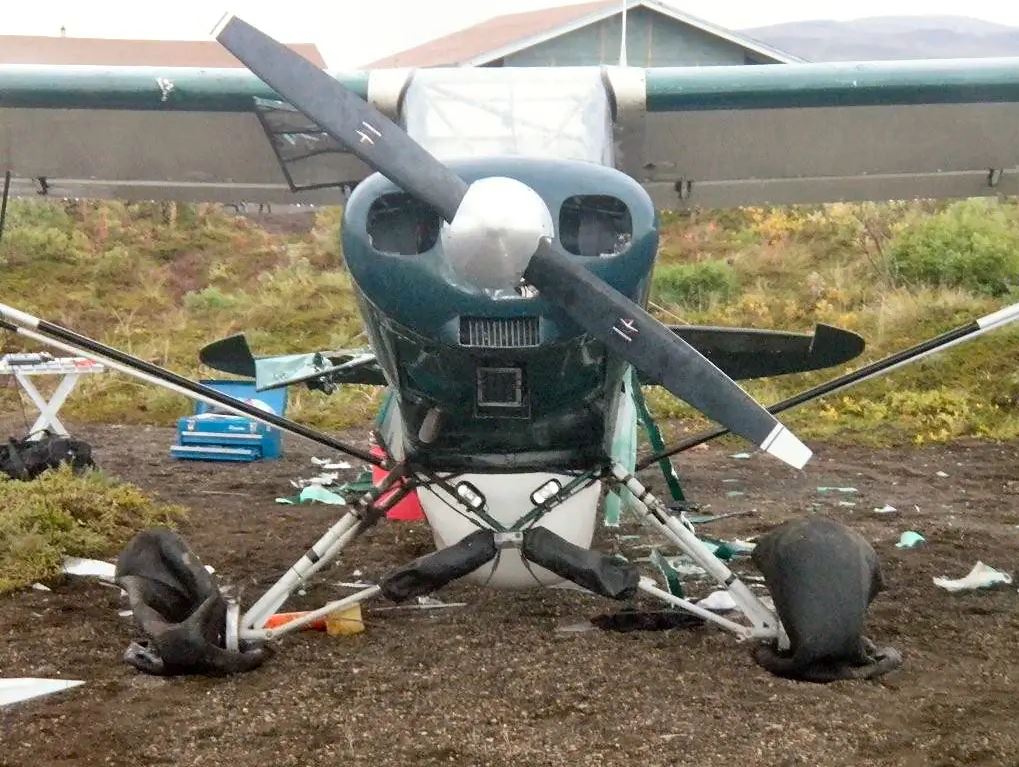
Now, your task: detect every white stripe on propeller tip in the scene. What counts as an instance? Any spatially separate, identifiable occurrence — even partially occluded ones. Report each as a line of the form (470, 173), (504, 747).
(761, 424), (812, 469)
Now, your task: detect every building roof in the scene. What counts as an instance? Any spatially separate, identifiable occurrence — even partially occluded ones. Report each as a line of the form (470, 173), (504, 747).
(0, 35), (326, 68)
(366, 0), (801, 68)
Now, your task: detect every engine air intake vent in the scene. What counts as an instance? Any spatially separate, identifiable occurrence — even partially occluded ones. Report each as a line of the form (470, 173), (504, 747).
(459, 316), (540, 349)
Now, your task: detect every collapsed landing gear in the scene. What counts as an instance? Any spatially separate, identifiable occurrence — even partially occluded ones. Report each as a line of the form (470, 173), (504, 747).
(607, 465), (902, 683)
(750, 517), (902, 682)
(116, 530), (267, 675)
(115, 460), (900, 683)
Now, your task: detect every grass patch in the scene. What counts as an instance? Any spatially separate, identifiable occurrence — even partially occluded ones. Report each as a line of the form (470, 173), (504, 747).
(0, 465), (187, 593)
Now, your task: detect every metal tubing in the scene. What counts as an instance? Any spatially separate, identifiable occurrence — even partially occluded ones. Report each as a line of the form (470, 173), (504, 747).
(610, 463), (780, 635)
(248, 585), (382, 641)
(637, 578), (755, 638)
(639, 297), (1019, 469)
(0, 305), (381, 465)
(0, 171), (10, 243)
(241, 512), (361, 630)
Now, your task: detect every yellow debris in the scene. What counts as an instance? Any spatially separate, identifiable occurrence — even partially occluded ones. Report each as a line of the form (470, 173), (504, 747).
(325, 603), (364, 636)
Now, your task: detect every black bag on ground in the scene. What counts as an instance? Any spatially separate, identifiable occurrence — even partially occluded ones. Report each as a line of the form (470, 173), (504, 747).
(0, 432), (94, 480)
(116, 528), (268, 676)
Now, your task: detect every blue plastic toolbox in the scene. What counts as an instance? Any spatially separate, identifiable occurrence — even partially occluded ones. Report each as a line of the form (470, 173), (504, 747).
(171, 381), (287, 462)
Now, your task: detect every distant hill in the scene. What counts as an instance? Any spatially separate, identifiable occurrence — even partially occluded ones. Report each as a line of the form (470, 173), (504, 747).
(742, 15), (1019, 61)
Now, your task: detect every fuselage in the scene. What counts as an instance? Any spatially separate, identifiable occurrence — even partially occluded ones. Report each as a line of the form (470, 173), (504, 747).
(342, 156), (658, 473)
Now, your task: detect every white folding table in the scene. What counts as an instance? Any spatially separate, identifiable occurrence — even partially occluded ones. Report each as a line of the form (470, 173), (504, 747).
(0, 353), (105, 438)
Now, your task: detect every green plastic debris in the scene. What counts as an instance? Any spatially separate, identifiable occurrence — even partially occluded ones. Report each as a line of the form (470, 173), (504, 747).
(650, 549), (685, 597)
(817, 487), (859, 494)
(300, 485), (347, 505)
(275, 486), (348, 506)
(702, 536), (756, 560)
(895, 530), (926, 549)
(725, 490), (745, 498)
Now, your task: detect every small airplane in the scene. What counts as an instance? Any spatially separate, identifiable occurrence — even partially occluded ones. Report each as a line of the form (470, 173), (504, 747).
(2, 15), (1019, 682)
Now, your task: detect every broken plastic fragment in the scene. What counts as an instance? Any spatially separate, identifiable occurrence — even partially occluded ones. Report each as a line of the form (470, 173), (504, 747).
(62, 557), (116, 581)
(895, 531), (926, 549)
(697, 590), (738, 612)
(933, 561), (1012, 592)
(725, 490), (745, 498)
(30, 582), (51, 592)
(873, 504), (898, 514)
(312, 457), (352, 470)
(0, 678), (85, 707)
(838, 500), (857, 507)
(300, 485), (347, 505)
(729, 452), (752, 460)
(817, 486), (858, 494)
(650, 549), (684, 597)
(935, 471), (949, 478)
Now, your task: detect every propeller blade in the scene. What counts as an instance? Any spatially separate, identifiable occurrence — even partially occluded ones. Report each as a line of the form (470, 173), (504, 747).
(215, 15), (468, 222)
(523, 240), (812, 469)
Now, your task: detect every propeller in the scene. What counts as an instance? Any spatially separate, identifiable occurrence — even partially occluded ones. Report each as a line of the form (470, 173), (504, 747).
(216, 17), (811, 469)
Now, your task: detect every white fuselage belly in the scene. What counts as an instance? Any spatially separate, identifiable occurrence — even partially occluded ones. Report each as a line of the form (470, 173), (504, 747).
(418, 472), (601, 588)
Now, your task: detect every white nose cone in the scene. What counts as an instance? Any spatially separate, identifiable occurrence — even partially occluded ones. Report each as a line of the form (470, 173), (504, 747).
(441, 177), (554, 289)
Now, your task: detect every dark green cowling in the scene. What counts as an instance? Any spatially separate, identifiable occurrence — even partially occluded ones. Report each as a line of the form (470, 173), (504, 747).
(342, 157), (658, 470)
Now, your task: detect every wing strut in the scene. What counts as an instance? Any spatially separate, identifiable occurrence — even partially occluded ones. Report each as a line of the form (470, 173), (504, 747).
(637, 298), (1019, 469)
(0, 303), (383, 467)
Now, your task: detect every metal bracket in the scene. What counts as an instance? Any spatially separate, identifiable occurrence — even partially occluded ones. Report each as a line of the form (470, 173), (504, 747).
(493, 531), (524, 549)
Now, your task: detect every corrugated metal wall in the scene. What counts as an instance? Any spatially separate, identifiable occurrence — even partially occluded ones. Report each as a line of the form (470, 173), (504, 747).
(500, 8), (768, 67)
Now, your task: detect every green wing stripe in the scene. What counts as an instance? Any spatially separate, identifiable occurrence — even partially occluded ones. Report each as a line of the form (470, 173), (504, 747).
(647, 57), (1019, 112)
(0, 64), (368, 111)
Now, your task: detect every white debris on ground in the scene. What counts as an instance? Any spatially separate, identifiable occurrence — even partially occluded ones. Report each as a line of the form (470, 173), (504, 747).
(0, 678), (85, 707)
(696, 590), (738, 612)
(61, 557), (116, 581)
(933, 561), (1012, 592)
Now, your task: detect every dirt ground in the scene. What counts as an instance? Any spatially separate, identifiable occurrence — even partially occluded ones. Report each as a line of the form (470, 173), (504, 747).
(2, 423), (1019, 766)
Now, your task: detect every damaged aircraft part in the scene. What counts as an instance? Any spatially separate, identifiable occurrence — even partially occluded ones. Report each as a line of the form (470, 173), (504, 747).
(0, 307), (381, 466)
(751, 518), (901, 683)
(521, 527), (639, 600)
(643, 297), (1019, 468)
(217, 16), (813, 470)
(380, 529), (497, 602)
(116, 529), (268, 676)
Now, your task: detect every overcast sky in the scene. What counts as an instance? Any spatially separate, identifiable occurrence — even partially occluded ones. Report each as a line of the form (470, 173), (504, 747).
(6, 0), (1019, 67)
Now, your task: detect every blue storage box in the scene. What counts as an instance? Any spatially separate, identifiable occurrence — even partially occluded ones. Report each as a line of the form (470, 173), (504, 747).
(171, 381), (287, 462)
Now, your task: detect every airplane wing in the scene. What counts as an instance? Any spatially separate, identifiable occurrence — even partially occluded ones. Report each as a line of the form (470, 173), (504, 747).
(638, 58), (1019, 209)
(0, 65), (369, 203)
(3, 57), (1018, 207)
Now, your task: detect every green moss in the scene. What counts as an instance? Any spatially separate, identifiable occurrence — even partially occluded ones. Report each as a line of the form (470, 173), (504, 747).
(0, 465), (187, 593)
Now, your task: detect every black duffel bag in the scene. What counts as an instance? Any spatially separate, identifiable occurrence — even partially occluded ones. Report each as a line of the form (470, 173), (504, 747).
(0, 432), (95, 480)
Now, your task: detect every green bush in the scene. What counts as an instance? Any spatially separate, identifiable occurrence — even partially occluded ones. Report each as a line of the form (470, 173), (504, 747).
(652, 259), (739, 308)
(0, 466), (186, 593)
(888, 200), (1019, 295)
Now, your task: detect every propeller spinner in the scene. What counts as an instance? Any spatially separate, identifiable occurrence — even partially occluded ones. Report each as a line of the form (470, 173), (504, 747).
(215, 16), (812, 469)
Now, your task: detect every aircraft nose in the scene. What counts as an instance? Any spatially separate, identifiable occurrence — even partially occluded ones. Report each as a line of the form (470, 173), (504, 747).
(439, 176), (554, 290)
